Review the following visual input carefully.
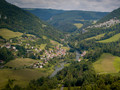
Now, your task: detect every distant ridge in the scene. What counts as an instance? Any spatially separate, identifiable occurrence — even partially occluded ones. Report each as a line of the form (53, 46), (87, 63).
(25, 8), (109, 32)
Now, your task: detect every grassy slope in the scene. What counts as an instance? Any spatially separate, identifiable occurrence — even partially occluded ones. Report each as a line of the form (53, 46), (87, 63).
(98, 33), (120, 43)
(0, 69), (52, 89)
(40, 44), (47, 50)
(0, 58), (53, 89)
(85, 33), (105, 40)
(5, 58), (40, 68)
(0, 28), (23, 40)
(74, 23), (83, 29)
(50, 39), (62, 46)
(93, 53), (120, 74)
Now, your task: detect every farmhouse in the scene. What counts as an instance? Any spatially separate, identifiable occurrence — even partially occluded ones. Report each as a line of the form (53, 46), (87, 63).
(32, 62), (44, 68)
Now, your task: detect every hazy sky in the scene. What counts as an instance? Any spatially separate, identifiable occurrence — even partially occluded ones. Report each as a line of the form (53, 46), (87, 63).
(6, 0), (120, 12)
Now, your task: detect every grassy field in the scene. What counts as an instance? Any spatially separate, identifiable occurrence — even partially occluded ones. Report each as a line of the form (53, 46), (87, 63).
(40, 44), (47, 50)
(85, 33), (105, 40)
(42, 36), (47, 39)
(26, 34), (35, 37)
(5, 58), (40, 68)
(0, 28), (23, 40)
(74, 23), (83, 29)
(0, 68), (52, 89)
(93, 53), (120, 74)
(0, 58), (54, 89)
(98, 33), (120, 43)
(50, 40), (62, 46)
(61, 46), (70, 51)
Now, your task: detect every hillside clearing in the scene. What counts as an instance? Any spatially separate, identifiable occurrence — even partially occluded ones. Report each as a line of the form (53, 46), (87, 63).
(40, 44), (47, 50)
(98, 33), (120, 43)
(85, 33), (105, 40)
(5, 58), (40, 68)
(74, 23), (83, 29)
(50, 40), (62, 46)
(93, 53), (120, 74)
(0, 28), (23, 40)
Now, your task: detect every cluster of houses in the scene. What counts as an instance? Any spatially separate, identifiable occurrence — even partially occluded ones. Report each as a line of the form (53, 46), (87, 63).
(31, 47), (67, 68)
(32, 62), (44, 68)
(41, 46), (67, 60)
(78, 51), (86, 62)
(87, 18), (120, 29)
(0, 43), (18, 52)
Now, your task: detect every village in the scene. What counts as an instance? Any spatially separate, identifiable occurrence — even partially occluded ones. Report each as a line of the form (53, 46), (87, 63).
(0, 34), (67, 68)
(87, 17), (120, 29)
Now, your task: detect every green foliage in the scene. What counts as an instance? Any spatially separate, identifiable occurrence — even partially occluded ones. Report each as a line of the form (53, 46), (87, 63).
(15, 45), (26, 57)
(98, 8), (120, 23)
(0, 47), (14, 62)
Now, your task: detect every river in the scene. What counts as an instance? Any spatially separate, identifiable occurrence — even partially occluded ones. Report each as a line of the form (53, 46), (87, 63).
(49, 63), (65, 78)
(49, 44), (81, 78)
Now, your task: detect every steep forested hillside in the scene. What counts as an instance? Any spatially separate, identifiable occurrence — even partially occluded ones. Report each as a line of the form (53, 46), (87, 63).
(0, 0), (63, 41)
(98, 8), (120, 23)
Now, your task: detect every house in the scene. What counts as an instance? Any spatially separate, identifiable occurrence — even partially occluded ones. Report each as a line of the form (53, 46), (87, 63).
(0, 60), (4, 64)
(5, 44), (11, 49)
(78, 59), (81, 62)
(81, 51), (86, 57)
(12, 46), (16, 50)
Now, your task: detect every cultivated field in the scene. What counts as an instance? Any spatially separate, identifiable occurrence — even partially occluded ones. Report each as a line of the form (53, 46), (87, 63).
(85, 33), (105, 40)
(98, 33), (120, 43)
(74, 23), (83, 29)
(93, 53), (120, 74)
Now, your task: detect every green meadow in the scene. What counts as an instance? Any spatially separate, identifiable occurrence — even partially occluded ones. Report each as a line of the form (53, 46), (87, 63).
(0, 28), (23, 40)
(0, 58), (53, 89)
(85, 33), (105, 40)
(5, 58), (40, 68)
(98, 33), (120, 43)
(74, 23), (83, 29)
(93, 53), (120, 74)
